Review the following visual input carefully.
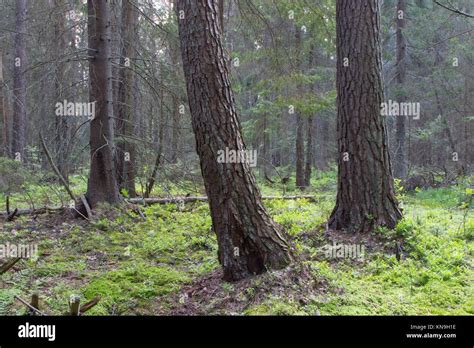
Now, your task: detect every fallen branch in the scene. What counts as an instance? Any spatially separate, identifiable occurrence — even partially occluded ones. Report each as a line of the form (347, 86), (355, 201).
(79, 195), (92, 219)
(79, 297), (101, 314)
(6, 208), (18, 221)
(0, 257), (21, 274)
(14, 295), (46, 316)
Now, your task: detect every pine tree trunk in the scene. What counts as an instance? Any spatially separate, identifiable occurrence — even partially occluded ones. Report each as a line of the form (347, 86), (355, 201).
(85, 0), (121, 208)
(177, 0), (294, 281)
(394, 0), (407, 179)
(12, 0), (27, 162)
(329, 0), (402, 232)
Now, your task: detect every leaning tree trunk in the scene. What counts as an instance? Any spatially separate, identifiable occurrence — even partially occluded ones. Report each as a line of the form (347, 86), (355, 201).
(393, 0), (407, 179)
(329, 0), (402, 232)
(12, 0), (27, 162)
(177, 0), (294, 281)
(85, 0), (121, 208)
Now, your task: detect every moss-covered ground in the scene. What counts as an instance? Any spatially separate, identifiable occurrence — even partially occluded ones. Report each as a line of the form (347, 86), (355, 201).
(1, 172), (472, 315)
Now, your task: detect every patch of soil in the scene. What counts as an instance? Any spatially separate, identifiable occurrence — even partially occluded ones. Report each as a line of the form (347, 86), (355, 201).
(154, 263), (328, 315)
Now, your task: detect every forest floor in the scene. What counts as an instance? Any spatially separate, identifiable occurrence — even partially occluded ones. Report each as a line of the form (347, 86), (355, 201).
(1, 172), (473, 315)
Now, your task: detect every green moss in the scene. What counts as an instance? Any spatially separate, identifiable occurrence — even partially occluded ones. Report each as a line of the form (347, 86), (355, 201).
(2, 174), (472, 316)
(82, 263), (189, 314)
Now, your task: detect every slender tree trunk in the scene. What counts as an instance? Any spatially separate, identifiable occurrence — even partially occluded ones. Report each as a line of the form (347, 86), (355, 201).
(0, 51), (8, 156)
(118, 0), (138, 197)
(85, 0), (121, 208)
(329, 0), (402, 232)
(304, 116), (313, 187)
(113, 0), (125, 191)
(12, 0), (27, 162)
(394, 0), (408, 179)
(321, 117), (329, 170)
(304, 43), (315, 186)
(52, 0), (69, 181)
(169, 45), (180, 164)
(261, 113), (270, 178)
(431, 31), (462, 175)
(177, 0), (294, 281)
(294, 25), (305, 189)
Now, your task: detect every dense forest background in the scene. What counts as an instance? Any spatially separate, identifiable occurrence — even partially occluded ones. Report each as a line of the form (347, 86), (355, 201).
(0, 0), (472, 190)
(0, 0), (472, 316)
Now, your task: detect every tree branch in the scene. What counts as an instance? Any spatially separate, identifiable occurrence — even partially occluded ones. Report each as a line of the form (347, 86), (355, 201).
(433, 0), (474, 18)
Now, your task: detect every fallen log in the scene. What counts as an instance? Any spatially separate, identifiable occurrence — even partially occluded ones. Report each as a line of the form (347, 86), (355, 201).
(0, 206), (66, 218)
(0, 195), (316, 217)
(127, 195), (316, 205)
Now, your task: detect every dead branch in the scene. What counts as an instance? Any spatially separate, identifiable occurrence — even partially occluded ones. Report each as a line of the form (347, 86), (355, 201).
(39, 132), (76, 202)
(0, 257), (21, 274)
(14, 295), (46, 316)
(79, 297), (101, 314)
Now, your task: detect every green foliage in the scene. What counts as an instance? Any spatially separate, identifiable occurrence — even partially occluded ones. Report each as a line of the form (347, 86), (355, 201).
(0, 157), (28, 195)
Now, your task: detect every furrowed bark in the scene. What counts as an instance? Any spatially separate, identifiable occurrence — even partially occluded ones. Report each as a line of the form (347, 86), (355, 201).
(177, 0), (294, 281)
(329, 0), (402, 232)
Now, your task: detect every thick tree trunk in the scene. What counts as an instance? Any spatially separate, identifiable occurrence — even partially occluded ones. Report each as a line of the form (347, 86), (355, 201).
(329, 0), (402, 232)
(393, 0), (407, 179)
(177, 0), (294, 281)
(85, 0), (121, 208)
(12, 0), (27, 162)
